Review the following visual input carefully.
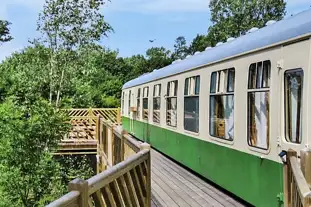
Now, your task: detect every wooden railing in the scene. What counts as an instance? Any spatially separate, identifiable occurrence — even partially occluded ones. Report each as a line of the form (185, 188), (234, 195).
(67, 108), (121, 125)
(49, 111), (151, 207)
(284, 149), (311, 207)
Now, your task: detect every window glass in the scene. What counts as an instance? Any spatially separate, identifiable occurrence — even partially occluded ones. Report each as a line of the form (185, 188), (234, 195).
(143, 87), (149, 120)
(248, 63), (257, 89)
(128, 90), (131, 116)
(210, 95), (234, 140)
(184, 76), (200, 132)
(285, 69), (303, 144)
(210, 68), (235, 140)
(137, 89), (141, 119)
(248, 92), (270, 149)
(184, 97), (199, 132)
(121, 92), (125, 115)
(262, 61), (271, 88)
(153, 84), (161, 123)
(247, 60), (271, 149)
(167, 81), (178, 127)
(210, 72), (217, 93)
(227, 69), (235, 92)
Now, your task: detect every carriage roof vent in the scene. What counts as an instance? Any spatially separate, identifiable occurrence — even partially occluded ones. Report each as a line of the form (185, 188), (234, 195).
(186, 55), (192, 59)
(249, 27), (259, 33)
(227, 37), (235, 42)
(266, 20), (276, 26)
(194, 51), (201, 55)
(172, 61), (176, 64)
(216, 42), (224, 46)
(205, 47), (212, 51)
(153, 69), (158, 72)
(176, 59), (182, 62)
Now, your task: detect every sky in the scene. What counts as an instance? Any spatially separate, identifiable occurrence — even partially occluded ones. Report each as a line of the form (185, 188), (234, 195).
(0, 0), (310, 61)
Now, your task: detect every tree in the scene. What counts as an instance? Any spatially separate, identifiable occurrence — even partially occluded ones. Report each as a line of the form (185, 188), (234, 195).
(188, 34), (211, 54)
(146, 47), (172, 71)
(37, 0), (113, 107)
(172, 36), (189, 60)
(208, 0), (286, 45)
(0, 20), (12, 43)
(0, 99), (69, 206)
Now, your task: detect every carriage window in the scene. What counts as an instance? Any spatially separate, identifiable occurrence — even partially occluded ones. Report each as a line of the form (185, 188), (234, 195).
(153, 84), (161, 123)
(137, 88), (141, 119)
(285, 69), (303, 144)
(128, 90), (132, 116)
(210, 68), (235, 140)
(184, 76), (200, 133)
(121, 92), (125, 115)
(143, 87), (149, 120)
(167, 80), (178, 127)
(247, 60), (271, 150)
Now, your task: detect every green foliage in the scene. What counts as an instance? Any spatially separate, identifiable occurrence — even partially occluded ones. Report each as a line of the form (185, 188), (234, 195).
(208, 0), (286, 44)
(188, 34), (211, 54)
(0, 20), (12, 43)
(0, 99), (69, 206)
(172, 36), (189, 60)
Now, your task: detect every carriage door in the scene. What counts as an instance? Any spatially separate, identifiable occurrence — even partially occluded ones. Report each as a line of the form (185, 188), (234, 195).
(142, 87), (150, 142)
(280, 38), (310, 152)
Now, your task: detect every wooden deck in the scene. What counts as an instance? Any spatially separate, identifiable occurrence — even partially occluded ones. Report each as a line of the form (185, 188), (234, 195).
(151, 149), (246, 207)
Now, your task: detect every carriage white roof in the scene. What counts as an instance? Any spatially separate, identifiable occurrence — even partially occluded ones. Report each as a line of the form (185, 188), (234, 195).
(123, 9), (311, 89)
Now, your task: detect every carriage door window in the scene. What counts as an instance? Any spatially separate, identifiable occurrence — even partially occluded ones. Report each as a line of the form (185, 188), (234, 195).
(285, 69), (303, 144)
(184, 76), (200, 133)
(247, 60), (271, 149)
(167, 80), (178, 127)
(128, 90), (132, 116)
(137, 88), (141, 119)
(210, 68), (235, 140)
(121, 92), (125, 115)
(143, 87), (149, 120)
(153, 84), (161, 123)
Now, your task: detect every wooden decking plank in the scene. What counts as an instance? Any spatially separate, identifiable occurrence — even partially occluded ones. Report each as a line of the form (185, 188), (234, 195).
(151, 179), (178, 207)
(152, 162), (203, 207)
(151, 150), (245, 207)
(152, 154), (217, 207)
(152, 165), (191, 206)
(151, 191), (164, 207)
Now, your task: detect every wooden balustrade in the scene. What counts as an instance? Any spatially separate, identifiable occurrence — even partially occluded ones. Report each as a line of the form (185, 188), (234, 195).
(48, 113), (151, 207)
(285, 149), (311, 207)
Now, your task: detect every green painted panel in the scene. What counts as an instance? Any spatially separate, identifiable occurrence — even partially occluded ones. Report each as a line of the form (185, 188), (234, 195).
(122, 117), (284, 207)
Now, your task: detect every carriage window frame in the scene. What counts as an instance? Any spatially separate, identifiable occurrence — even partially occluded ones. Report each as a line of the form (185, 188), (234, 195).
(153, 84), (161, 124)
(137, 88), (141, 119)
(184, 76), (200, 133)
(247, 60), (271, 150)
(166, 80), (178, 127)
(143, 87), (149, 121)
(209, 68), (235, 141)
(284, 68), (304, 144)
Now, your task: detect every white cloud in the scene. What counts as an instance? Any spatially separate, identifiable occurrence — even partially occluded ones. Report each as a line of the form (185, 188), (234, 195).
(104, 0), (210, 13)
(0, 42), (23, 62)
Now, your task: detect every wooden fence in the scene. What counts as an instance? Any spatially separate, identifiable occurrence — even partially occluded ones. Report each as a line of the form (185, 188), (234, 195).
(67, 108), (121, 125)
(49, 111), (151, 207)
(284, 149), (311, 207)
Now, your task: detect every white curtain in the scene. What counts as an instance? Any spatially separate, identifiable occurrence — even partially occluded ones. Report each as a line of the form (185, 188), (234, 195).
(224, 95), (234, 140)
(254, 92), (269, 149)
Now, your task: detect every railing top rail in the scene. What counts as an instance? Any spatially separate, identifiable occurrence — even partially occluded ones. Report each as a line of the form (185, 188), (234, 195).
(289, 155), (311, 198)
(87, 149), (150, 195)
(46, 191), (80, 207)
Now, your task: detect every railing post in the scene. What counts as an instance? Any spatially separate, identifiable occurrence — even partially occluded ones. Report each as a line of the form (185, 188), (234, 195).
(300, 148), (311, 188)
(286, 149), (297, 207)
(117, 107), (121, 125)
(140, 143), (151, 207)
(68, 178), (88, 207)
(107, 125), (114, 167)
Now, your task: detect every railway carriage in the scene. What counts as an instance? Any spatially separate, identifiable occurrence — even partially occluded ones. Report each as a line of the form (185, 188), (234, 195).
(121, 9), (311, 207)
